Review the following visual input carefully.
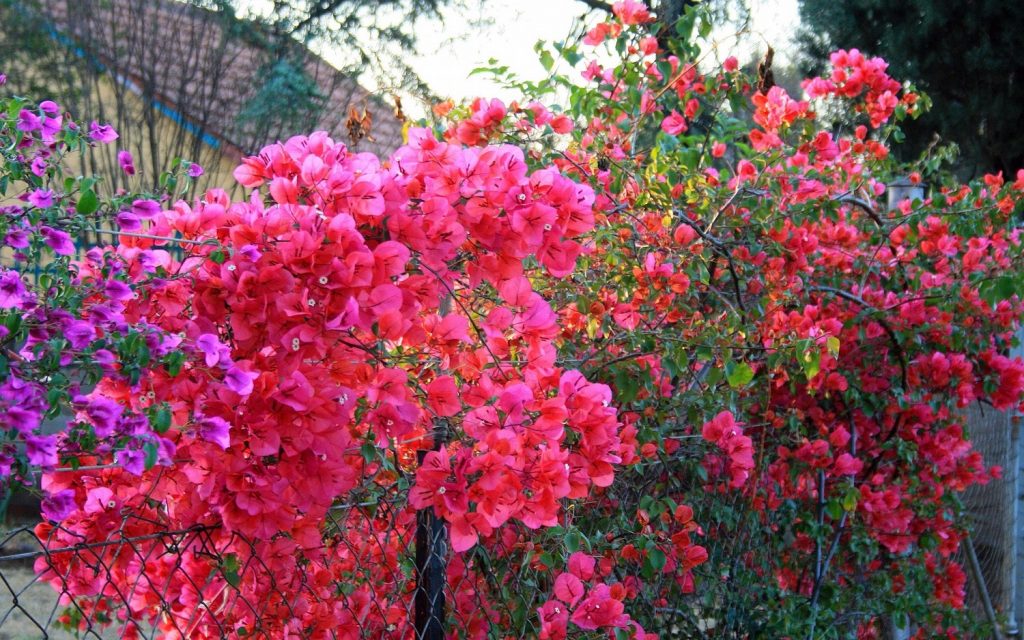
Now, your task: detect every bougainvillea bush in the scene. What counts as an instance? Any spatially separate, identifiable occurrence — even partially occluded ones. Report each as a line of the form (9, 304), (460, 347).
(3, 1), (1024, 638)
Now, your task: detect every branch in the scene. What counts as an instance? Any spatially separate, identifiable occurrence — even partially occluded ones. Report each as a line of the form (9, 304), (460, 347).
(83, 227), (216, 247)
(673, 213), (748, 319)
(834, 194), (884, 228)
(575, 0), (615, 13)
(809, 285), (908, 390)
(583, 350), (650, 376)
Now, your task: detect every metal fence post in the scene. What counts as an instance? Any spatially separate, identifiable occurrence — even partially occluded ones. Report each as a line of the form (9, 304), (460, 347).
(415, 419), (448, 639)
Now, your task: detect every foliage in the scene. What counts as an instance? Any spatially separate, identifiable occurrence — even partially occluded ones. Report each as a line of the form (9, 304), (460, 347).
(245, 0), (455, 97)
(797, 0), (1024, 177)
(465, 3), (1024, 635)
(3, 0), (1024, 638)
(235, 57), (328, 143)
(0, 87), (209, 507)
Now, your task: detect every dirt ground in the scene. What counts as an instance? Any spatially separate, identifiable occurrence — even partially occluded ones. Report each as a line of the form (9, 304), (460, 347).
(0, 521), (79, 640)
(0, 563), (78, 640)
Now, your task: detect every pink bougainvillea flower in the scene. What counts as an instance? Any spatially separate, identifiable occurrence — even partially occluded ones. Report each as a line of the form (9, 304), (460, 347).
(537, 600), (570, 640)
(117, 150), (136, 176)
(0, 270), (28, 309)
(553, 572), (585, 608)
(82, 396), (123, 438)
(89, 121), (118, 143)
(29, 157), (47, 177)
(196, 333), (230, 367)
(567, 552), (596, 580)
(131, 199), (161, 219)
(115, 211), (142, 231)
(426, 375), (461, 417)
(40, 226), (75, 256)
(40, 489), (76, 522)
(550, 114), (573, 134)
(25, 434), (57, 467)
(197, 415), (232, 449)
(224, 366), (258, 396)
(661, 110), (687, 135)
(16, 109), (41, 132)
(63, 320), (96, 349)
(83, 487), (116, 515)
(115, 447), (146, 475)
(28, 188), (54, 209)
(570, 584), (629, 630)
(612, 0), (652, 25)
(103, 279), (133, 301)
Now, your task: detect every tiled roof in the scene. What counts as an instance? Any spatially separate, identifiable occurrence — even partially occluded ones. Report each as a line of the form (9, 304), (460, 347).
(35, 0), (404, 158)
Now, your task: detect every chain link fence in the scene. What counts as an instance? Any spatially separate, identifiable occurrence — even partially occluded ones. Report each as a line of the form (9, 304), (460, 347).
(0, 494), (468, 639)
(962, 401), (1022, 639)
(0, 456), (562, 639)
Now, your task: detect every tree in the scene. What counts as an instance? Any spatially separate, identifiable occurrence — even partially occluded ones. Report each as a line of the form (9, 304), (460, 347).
(252, 0), (453, 97)
(798, 0), (1024, 177)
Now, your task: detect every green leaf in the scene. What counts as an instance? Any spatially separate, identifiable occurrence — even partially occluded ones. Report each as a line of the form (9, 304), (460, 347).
(152, 406), (172, 434)
(539, 50), (555, 72)
(565, 531), (580, 554)
(360, 442), (378, 464)
(675, 10), (696, 36)
(826, 499), (843, 521)
(76, 189), (99, 215)
(696, 464), (708, 482)
(842, 489), (858, 512)
(801, 347), (821, 381)
(143, 442), (159, 470)
(46, 386), (66, 409)
(648, 547), (667, 572)
(221, 553), (241, 587)
(725, 361), (754, 388)
(705, 365), (723, 386)
(164, 350), (185, 377)
(209, 250), (226, 264)
(826, 336), (841, 357)
(698, 16), (712, 39)
(614, 368), (640, 404)
(994, 275), (1017, 301)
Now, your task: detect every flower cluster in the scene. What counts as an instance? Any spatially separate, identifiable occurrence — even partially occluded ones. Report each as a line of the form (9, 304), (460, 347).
(700, 411), (755, 489)
(0, 97), (206, 497)
(31, 117), (640, 635)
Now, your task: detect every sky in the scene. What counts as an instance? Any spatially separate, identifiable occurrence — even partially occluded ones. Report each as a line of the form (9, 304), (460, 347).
(403, 0), (801, 101)
(242, 0), (801, 105)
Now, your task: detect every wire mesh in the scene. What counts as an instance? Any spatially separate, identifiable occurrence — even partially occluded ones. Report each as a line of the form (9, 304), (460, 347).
(1, 471), (564, 639)
(962, 401), (1020, 636)
(0, 480), (447, 640)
